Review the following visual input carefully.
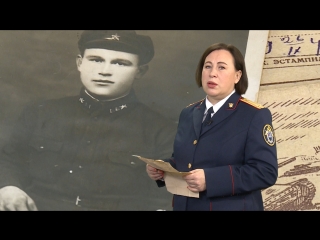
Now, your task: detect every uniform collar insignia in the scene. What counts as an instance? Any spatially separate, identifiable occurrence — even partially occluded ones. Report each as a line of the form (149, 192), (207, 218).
(109, 104), (127, 113)
(228, 103), (234, 108)
(78, 97), (128, 113)
(78, 88), (137, 114)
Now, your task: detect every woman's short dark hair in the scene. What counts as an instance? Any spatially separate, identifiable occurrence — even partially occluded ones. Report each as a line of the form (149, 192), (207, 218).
(195, 42), (248, 95)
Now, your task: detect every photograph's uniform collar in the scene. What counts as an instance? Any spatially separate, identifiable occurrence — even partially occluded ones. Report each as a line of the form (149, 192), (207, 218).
(78, 88), (139, 114)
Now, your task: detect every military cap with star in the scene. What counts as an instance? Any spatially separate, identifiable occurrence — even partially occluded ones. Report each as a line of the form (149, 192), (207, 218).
(78, 30), (154, 65)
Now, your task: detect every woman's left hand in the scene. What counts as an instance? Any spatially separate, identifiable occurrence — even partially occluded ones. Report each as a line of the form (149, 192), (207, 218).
(183, 169), (206, 192)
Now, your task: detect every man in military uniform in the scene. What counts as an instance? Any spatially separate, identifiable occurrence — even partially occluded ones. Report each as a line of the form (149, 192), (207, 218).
(0, 30), (176, 210)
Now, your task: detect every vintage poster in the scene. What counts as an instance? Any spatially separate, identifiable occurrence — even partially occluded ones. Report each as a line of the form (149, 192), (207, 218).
(253, 30), (320, 211)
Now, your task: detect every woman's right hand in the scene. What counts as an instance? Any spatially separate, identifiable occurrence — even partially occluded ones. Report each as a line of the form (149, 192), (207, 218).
(146, 164), (164, 181)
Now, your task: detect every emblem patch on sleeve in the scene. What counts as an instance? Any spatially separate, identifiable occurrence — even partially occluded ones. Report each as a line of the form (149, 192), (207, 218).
(263, 124), (276, 146)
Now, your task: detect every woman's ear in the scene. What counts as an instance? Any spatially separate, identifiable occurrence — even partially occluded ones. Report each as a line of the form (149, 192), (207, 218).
(76, 54), (83, 69)
(135, 65), (149, 79)
(235, 70), (242, 84)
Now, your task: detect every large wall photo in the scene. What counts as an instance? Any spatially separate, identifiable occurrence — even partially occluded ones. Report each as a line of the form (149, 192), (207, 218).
(0, 30), (249, 211)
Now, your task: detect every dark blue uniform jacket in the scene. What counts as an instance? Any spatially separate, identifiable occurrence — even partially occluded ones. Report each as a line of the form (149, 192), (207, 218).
(158, 92), (278, 211)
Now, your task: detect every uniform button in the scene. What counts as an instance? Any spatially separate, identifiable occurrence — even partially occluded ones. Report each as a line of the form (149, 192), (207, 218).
(188, 163), (192, 169)
(69, 170), (73, 173)
(193, 140), (197, 145)
(39, 146), (44, 149)
(87, 140), (91, 144)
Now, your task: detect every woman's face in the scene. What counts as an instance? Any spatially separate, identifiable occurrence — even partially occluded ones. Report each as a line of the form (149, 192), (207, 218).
(77, 48), (143, 100)
(201, 49), (242, 105)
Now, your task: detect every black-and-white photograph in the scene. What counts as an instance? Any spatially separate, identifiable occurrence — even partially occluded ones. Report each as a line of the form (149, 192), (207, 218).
(0, 30), (249, 211)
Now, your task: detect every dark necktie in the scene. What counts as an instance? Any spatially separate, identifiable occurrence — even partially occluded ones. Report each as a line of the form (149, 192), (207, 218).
(202, 106), (214, 127)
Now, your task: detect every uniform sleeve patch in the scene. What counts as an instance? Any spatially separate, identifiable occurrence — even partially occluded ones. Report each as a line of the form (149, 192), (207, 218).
(263, 124), (276, 146)
(240, 98), (264, 109)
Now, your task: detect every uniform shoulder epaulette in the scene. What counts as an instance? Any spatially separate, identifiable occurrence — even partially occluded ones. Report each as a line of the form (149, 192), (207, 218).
(185, 99), (203, 108)
(240, 97), (264, 109)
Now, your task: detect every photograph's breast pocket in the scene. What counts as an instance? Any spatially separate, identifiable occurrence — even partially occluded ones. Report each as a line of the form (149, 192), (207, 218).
(28, 135), (64, 181)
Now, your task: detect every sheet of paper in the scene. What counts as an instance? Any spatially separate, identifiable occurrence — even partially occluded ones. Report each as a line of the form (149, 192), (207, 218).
(164, 172), (199, 198)
(132, 155), (199, 198)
